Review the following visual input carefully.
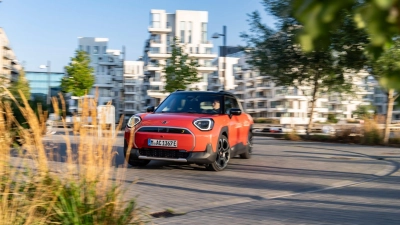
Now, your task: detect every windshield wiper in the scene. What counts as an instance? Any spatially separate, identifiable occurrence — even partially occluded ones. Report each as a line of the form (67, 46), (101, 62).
(186, 110), (197, 113)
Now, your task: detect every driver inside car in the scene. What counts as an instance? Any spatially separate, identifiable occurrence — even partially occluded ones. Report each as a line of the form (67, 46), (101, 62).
(212, 99), (221, 113)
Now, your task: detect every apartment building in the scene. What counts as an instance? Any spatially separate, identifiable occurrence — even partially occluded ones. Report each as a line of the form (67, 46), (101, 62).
(123, 60), (145, 123)
(142, 9), (218, 107)
(371, 82), (400, 122)
(208, 57), (240, 92)
(77, 37), (125, 120)
(208, 46), (243, 92)
(229, 51), (380, 124)
(0, 27), (21, 96)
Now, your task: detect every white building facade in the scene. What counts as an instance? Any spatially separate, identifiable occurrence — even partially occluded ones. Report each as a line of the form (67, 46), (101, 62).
(207, 56), (240, 92)
(0, 27), (21, 96)
(228, 51), (382, 124)
(123, 60), (145, 123)
(76, 37), (125, 120)
(142, 9), (218, 107)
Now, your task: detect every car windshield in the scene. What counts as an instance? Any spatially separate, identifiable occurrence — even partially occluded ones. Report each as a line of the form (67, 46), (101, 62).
(154, 93), (223, 114)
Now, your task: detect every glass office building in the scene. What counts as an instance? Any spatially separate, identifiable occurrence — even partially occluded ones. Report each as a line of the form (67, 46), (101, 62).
(25, 71), (65, 99)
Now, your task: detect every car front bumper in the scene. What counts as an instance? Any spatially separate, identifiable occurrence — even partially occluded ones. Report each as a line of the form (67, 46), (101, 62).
(124, 141), (217, 164)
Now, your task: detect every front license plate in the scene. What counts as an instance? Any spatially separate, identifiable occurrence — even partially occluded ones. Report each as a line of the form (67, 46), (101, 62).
(148, 139), (178, 148)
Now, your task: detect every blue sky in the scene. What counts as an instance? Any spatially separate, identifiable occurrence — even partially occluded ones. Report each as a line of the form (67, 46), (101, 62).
(0, 0), (275, 72)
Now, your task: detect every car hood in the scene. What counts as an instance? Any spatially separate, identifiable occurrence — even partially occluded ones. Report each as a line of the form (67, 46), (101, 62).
(139, 113), (217, 127)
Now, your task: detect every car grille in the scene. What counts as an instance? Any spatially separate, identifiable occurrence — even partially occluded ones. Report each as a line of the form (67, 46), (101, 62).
(139, 148), (190, 159)
(137, 127), (191, 134)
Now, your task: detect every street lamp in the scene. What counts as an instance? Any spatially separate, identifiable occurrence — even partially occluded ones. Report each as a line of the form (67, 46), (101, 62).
(212, 25), (227, 91)
(39, 61), (51, 105)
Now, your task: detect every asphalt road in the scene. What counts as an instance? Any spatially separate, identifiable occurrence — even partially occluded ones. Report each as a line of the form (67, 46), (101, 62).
(40, 132), (400, 225)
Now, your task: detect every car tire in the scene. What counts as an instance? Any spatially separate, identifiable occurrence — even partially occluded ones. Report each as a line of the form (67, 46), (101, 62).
(207, 134), (230, 171)
(240, 131), (253, 159)
(124, 140), (150, 167)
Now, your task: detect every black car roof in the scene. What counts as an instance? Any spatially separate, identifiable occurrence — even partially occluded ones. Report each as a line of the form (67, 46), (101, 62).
(172, 90), (236, 98)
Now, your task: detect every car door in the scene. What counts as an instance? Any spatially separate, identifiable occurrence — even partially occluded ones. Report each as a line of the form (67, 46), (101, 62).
(224, 96), (241, 149)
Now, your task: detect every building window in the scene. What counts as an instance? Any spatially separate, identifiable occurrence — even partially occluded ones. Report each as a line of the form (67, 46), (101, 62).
(86, 46), (91, 54)
(154, 72), (161, 81)
(167, 35), (171, 45)
(201, 22), (208, 43)
(151, 13), (160, 28)
(188, 21), (192, 43)
(204, 60), (213, 67)
(93, 46), (99, 54)
(180, 21), (185, 43)
(205, 47), (212, 54)
(150, 47), (160, 53)
(103, 46), (107, 54)
(152, 34), (161, 43)
(203, 73), (208, 82)
(79, 45), (83, 51)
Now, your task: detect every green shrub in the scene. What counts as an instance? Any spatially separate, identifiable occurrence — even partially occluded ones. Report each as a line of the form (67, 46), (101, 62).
(327, 114), (338, 123)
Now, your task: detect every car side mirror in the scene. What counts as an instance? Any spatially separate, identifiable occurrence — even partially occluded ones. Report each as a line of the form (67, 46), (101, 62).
(146, 106), (155, 113)
(229, 108), (242, 118)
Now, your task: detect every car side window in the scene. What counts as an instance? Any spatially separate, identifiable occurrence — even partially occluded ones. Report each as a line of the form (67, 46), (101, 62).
(224, 96), (239, 114)
(231, 98), (239, 109)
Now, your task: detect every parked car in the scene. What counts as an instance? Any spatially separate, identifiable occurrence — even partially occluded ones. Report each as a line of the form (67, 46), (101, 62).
(124, 90), (254, 171)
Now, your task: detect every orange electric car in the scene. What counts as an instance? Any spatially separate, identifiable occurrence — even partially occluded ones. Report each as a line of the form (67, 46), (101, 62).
(124, 90), (254, 171)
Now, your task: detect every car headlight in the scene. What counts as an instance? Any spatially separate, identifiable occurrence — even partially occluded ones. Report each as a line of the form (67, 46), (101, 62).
(127, 115), (141, 128)
(193, 118), (214, 131)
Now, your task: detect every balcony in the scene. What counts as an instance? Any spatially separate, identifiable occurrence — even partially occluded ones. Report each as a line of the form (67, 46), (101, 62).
(256, 84), (273, 90)
(197, 65), (218, 72)
(147, 51), (171, 59)
(147, 90), (169, 99)
(313, 107), (329, 113)
(246, 86), (256, 91)
(0, 74), (11, 79)
(254, 96), (272, 101)
(145, 63), (161, 71)
(3, 52), (12, 60)
(94, 78), (113, 88)
(150, 39), (162, 44)
(124, 98), (138, 102)
(148, 23), (172, 33)
(11, 65), (19, 74)
(112, 75), (123, 81)
(124, 80), (138, 85)
(3, 64), (11, 70)
(125, 89), (136, 94)
(98, 58), (121, 66)
(211, 83), (222, 88)
(189, 51), (217, 59)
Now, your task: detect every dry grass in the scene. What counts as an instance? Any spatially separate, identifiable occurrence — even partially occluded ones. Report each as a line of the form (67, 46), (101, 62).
(283, 130), (301, 141)
(361, 117), (382, 145)
(0, 89), (148, 225)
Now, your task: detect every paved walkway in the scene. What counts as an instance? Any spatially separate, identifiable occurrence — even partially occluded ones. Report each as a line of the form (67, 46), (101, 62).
(42, 134), (400, 224)
(151, 139), (400, 224)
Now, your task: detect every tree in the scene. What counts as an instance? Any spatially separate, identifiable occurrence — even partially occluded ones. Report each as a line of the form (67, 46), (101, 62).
(370, 39), (400, 144)
(61, 50), (95, 97)
(162, 37), (201, 93)
(242, 1), (368, 136)
(288, 0), (400, 89)
(353, 105), (375, 119)
(10, 69), (31, 100)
